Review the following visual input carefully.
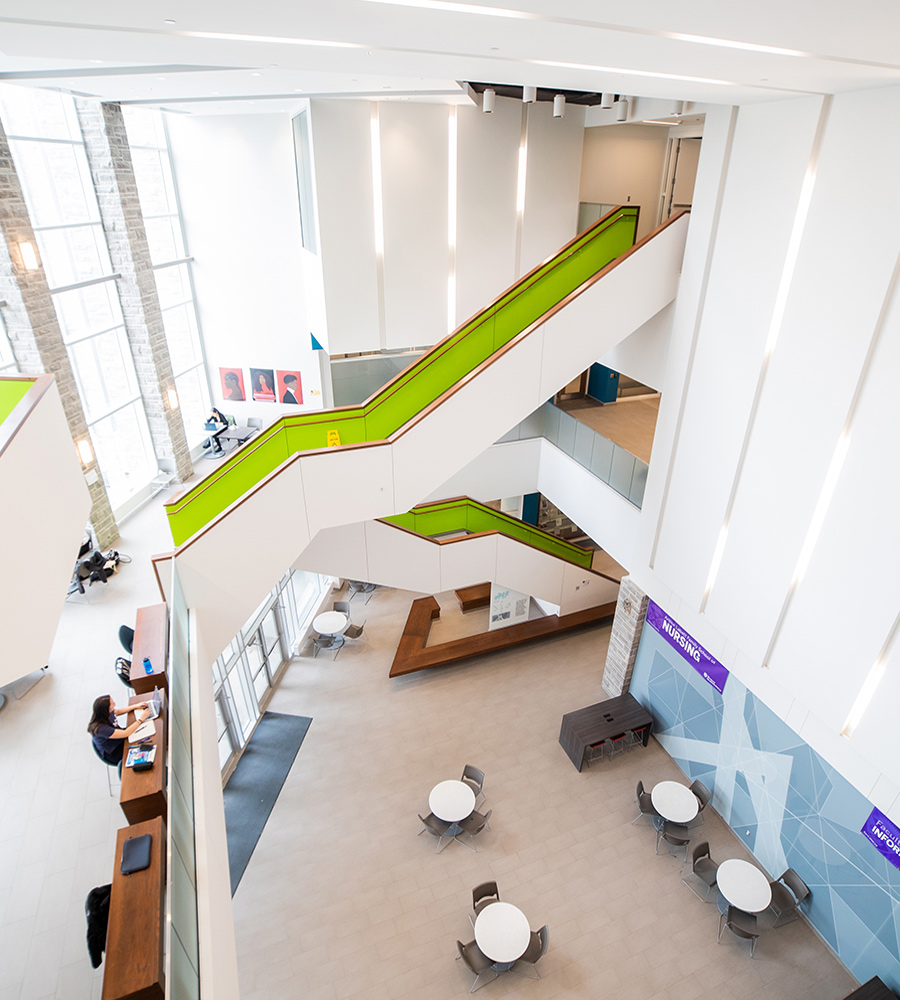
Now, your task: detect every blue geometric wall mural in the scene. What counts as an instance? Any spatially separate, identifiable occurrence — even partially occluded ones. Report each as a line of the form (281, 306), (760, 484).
(630, 619), (900, 991)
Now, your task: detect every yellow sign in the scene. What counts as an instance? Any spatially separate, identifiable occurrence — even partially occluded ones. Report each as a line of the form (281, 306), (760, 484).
(326, 429), (341, 447)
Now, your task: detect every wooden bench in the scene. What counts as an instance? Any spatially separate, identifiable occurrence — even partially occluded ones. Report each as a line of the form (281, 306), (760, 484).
(390, 597), (616, 677)
(454, 582), (491, 612)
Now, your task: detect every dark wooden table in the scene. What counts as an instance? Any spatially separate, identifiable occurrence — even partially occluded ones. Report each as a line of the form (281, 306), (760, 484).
(559, 692), (654, 771)
(102, 815), (166, 1000)
(843, 978), (898, 1000)
(130, 603), (169, 695)
(120, 691), (168, 825)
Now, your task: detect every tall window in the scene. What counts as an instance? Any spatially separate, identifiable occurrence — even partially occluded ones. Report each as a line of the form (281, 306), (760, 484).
(0, 313), (16, 374)
(0, 84), (157, 507)
(122, 107), (210, 447)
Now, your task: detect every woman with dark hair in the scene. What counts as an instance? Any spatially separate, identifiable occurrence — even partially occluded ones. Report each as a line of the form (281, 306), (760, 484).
(88, 694), (150, 772)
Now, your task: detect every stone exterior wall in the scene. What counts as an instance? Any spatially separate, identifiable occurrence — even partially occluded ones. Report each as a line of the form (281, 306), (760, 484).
(76, 100), (192, 483)
(0, 119), (118, 547)
(601, 575), (649, 696)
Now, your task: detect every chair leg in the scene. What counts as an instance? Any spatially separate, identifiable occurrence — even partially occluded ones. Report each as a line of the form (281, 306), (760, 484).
(717, 912), (726, 943)
(470, 969), (498, 992)
(509, 962), (540, 980)
(105, 766), (114, 796)
(681, 874), (715, 902)
(455, 834), (477, 852)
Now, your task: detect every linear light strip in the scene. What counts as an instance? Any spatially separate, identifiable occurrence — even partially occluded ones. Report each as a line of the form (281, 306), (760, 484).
(513, 103), (528, 277)
(370, 103), (387, 348)
(649, 106), (738, 569)
(699, 95), (831, 613)
(764, 225), (900, 672)
(842, 612), (900, 737)
(447, 106), (457, 334)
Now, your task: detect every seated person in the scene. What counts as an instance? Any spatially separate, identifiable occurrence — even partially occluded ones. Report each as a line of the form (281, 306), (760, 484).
(88, 694), (150, 775)
(204, 407), (228, 454)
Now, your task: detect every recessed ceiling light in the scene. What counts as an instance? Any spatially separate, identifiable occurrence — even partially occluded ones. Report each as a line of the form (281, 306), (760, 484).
(164, 19), (176, 24)
(89, 59), (103, 64)
(157, 76), (166, 81)
(293, 88), (304, 92)
(250, 71), (262, 76)
(383, 85), (392, 89)
(490, 46), (499, 51)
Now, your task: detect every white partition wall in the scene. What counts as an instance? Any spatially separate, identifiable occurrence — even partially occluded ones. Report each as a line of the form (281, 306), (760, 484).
(309, 97), (587, 355)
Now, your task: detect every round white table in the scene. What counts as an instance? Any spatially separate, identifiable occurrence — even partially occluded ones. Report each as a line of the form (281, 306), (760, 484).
(651, 780), (699, 823)
(429, 780), (475, 826)
(716, 859), (772, 913)
(314, 611), (349, 635)
(474, 902), (531, 965)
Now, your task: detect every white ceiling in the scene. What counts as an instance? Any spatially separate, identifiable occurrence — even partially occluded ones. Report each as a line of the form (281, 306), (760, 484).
(1, 1), (900, 115)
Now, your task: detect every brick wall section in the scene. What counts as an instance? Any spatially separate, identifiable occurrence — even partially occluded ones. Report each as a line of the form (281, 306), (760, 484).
(0, 119), (119, 547)
(75, 99), (192, 483)
(601, 576), (649, 696)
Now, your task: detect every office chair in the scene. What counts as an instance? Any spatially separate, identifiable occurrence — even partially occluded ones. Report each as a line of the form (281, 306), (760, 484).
(118, 626), (134, 654)
(92, 743), (119, 796)
(114, 657), (133, 690)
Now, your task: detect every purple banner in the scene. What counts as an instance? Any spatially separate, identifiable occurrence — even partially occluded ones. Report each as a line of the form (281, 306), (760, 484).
(862, 808), (900, 872)
(645, 600), (729, 694)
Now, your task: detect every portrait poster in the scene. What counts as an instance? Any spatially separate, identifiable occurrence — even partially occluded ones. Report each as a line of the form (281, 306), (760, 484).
(249, 367), (276, 402)
(219, 367), (246, 402)
(276, 369), (302, 405)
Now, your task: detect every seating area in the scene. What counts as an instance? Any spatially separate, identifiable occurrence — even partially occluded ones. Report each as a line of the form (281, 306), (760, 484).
(389, 594), (617, 677)
(230, 583), (857, 1000)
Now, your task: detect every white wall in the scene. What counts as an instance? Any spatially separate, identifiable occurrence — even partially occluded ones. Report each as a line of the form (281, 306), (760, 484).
(0, 380), (91, 685)
(167, 113), (324, 417)
(523, 87), (900, 822)
(598, 303), (673, 391)
(309, 97), (586, 355)
(580, 124), (670, 241)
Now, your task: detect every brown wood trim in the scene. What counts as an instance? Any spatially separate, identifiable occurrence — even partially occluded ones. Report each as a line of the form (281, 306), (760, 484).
(0, 373), (55, 460)
(389, 597), (617, 677)
(150, 553), (171, 601)
(165, 210), (685, 533)
(376, 516), (612, 581)
(361, 208), (640, 415)
(389, 211), (689, 439)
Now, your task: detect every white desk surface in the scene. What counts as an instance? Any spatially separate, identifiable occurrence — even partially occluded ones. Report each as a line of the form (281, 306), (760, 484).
(474, 902), (531, 963)
(313, 611), (349, 635)
(651, 780), (699, 823)
(716, 859), (772, 913)
(428, 780), (475, 823)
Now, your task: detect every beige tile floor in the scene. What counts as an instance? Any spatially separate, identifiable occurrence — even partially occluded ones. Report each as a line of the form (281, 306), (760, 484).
(234, 586), (856, 1000)
(558, 396), (661, 465)
(0, 494), (179, 1000)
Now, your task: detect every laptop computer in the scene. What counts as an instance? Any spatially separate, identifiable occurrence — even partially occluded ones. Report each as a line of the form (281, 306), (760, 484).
(144, 686), (162, 720)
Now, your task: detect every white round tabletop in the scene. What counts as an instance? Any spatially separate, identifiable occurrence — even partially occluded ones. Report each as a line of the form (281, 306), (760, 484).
(313, 611), (348, 635)
(474, 902), (531, 963)
(428, 780), (475, 822)
(651, 781), (699, 823)
(716, 859), (772, 913)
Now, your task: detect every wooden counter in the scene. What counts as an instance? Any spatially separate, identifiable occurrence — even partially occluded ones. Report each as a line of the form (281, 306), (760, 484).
(102, 815), (166, 1000)
(120, 691), (167, 825)
(559, 693), (654, 771)
(130, 603), (169, 695)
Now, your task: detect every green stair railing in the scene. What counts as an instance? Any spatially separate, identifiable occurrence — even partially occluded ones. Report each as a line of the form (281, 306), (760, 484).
(165, 207), (639, 546)
(383, 497), (593, 568)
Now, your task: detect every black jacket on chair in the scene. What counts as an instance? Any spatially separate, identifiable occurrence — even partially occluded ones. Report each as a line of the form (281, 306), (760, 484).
(85, 883), (112, 968)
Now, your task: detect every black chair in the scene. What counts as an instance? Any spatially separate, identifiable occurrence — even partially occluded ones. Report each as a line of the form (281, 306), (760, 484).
(92, 742), (119, 795)
(656, 820), (691, 861)
(456, 939), (497, 993)
(457, 809), (492, 851)
(344, 623), (366, 641)
(470, 881), (500, 928)
(118, 625), (134, 654)
(632, 779), (658, 825)
(461, 764), (485, 806)
(510, 925), (549, 979)
(689, 779), (711, 824)
(718, 905), (759, 957)
(85, 884), (112, 968)
(682, 842), (719, 901)
(114, 656), (133, 690)
(333, 600), (351, 617)
(312, 634), (338, 659)
(348, 580), (376, 603)
(418, 812), (452, 853)
(768, 868), (810, 927)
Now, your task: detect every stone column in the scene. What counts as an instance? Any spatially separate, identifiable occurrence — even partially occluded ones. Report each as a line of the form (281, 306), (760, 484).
(0, 119), (119, 547)
(601, 576), (650, 696)
(75, 99), (192, 483)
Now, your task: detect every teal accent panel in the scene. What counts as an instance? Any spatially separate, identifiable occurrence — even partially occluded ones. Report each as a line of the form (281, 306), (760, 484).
(630, 612), (900, 990)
